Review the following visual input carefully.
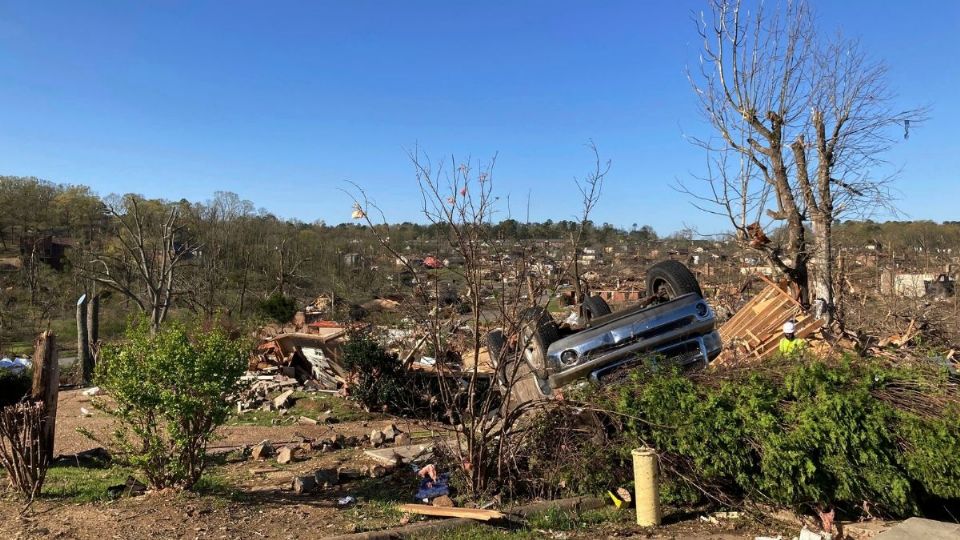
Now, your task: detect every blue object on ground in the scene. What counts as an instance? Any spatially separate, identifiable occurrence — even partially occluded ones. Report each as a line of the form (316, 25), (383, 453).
(415, 473), (450, 500)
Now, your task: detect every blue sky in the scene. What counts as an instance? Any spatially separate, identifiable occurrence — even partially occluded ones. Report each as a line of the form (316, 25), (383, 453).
(0, 1), (956, 234)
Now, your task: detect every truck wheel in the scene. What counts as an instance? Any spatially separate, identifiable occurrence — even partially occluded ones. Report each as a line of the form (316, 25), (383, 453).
(519, 307), (559, 378)
(646, 260), (703, 301)
(581, 295), (611, 323)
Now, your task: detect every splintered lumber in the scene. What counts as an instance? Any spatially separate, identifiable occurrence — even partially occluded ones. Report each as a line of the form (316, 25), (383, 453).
(719, 276), (823, 361)
(396, 504), (505, 521)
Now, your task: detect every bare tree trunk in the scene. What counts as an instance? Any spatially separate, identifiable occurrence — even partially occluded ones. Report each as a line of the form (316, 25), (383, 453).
(86, 294), (99, 379)
(76, 295), (90, 384)
(810, 216), (834, 323)
(31, 331), (58, 463)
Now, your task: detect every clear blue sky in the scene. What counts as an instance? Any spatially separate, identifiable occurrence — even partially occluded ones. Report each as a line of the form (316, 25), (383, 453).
(0, 1), (956, 234)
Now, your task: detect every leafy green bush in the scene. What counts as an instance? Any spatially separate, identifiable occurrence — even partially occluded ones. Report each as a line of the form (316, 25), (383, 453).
(587, 356), (960, 517)
(88, 319), (248, 489)
(258, 293), (297, 323)
(340, 331), (411, 413)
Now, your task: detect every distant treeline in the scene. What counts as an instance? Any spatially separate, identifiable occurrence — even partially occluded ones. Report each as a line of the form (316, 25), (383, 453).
(0, 175), (957, 351)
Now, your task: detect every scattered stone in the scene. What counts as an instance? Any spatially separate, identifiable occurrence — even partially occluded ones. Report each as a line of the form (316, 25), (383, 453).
(81, 386), (101, 397)
(251, 440), (274, 460)
(337, 467), (363, 481)
(314, 468), (338, 488)
(298, 415), (318, 425)
(276, 446), (294, 464)
(844, 520), (894, 539)
(297, 442), (313, 453)
(369, 429), (385, 447)
(366, 464), (388, 478)
(381, 424), (399, 442)
(394, 433), (411, 446)
(292, 475), (316, 495)
(273, 389), (295, 409)
(432, 495), (455, 507)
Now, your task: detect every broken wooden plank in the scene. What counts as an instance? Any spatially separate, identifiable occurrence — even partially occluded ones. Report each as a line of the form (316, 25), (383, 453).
(396, 504), (505, 521)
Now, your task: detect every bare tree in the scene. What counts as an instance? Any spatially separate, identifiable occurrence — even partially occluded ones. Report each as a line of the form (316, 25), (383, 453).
(568, 141), (610, 305)
(80, 195), (194, 333)
(680, 0), (925, 324)
(347, 144), (610, 497)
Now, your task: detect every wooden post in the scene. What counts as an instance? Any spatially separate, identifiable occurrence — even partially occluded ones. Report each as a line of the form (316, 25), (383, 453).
(31, 331), (59, 463)
(86, 293), (99, 377)
(77, 294), (90, 384)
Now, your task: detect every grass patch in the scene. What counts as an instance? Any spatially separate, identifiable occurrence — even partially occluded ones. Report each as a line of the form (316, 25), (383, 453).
(42, 464), (134, 502)
(416, 506), (626, 539)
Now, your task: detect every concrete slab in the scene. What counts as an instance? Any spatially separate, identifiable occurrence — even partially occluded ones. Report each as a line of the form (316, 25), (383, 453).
(875, 517), (960, 540)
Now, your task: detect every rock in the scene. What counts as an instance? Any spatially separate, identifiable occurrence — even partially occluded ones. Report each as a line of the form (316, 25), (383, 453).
(314, 468), (338, 488)
(273, 389), (295, 409)
(432, 495), (455, 507)
(251, 441), (274, 460)
(276, 446), (294, 464)
(292, 475), (315, 495)
(298, 416), (318, 425)
(369, 429), (385, 447)
(366, 465), (388, 478)
(381, 424), (399, 442)
(337, 467), (363, 481)
(394, 433), (411, 446)
(297, 442), (313, 453)
(843, 520), (894, 539)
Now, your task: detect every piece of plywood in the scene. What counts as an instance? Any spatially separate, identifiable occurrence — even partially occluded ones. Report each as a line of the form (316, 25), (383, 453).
(396, 504), (505, 521)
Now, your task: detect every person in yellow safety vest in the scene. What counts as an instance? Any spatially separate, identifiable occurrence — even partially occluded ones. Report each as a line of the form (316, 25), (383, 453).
(778, 321), (806, 356)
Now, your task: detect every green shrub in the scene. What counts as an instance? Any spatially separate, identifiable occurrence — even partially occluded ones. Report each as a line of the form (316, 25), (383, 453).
(258, 293), (297, 323)
(591, 356), (960, 517)
(340, 331), (411, 413)
(88, 319), (248, 490)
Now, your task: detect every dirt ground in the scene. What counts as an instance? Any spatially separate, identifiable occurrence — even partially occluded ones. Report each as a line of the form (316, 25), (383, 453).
(0, 390), (790, 539)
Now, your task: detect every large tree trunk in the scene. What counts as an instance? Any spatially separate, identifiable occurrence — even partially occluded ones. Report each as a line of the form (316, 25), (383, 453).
(77, 295), (91, 384)
(809, 216), (834, 323)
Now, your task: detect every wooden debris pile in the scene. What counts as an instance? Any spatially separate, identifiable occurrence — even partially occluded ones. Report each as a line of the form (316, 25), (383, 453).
(717, 276), (823, 363)
(252, 332), (347, 389)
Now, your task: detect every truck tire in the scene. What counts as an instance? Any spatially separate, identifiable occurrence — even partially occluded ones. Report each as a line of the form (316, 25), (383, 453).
(646, 260), (702, 300)
(519, 307), (559, 378)
(581, 295), (612, 323)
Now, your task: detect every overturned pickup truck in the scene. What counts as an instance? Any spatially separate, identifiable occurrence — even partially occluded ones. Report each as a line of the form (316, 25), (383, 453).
(488, 261), (722, 402)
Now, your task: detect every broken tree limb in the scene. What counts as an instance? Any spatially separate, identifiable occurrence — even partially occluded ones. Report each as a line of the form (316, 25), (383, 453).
(31, 331), (59, 463)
